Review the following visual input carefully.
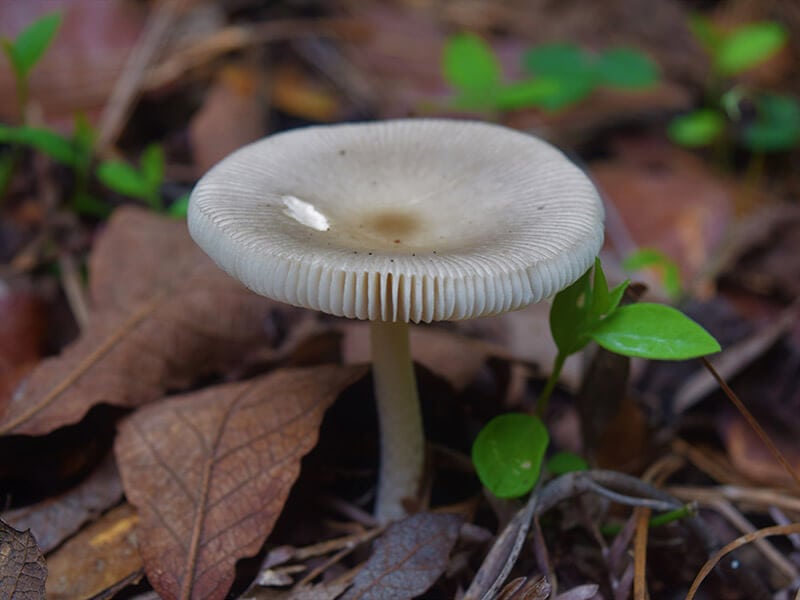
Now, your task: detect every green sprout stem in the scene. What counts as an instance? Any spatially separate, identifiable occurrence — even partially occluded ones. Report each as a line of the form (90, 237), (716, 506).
(536, 351), (567, 417)
(600, 503), (697, 536)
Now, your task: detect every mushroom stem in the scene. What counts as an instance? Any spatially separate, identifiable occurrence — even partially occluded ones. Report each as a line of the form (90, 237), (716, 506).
(370, 319), (424, 522)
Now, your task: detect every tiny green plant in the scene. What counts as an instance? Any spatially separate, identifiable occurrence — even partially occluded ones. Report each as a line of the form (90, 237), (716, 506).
(1, 12), (62, 119)
(442, 34), (659, 113)
(623, 248), (683, 300)
(471, 258), (720, 498)
(97, 144), (165, 212)
(668, 17), (798, 154)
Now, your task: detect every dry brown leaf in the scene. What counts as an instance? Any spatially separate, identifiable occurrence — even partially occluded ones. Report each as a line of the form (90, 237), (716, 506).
(189, 64), (269, 174)
(0, 207), (294, 436)
(591, 144), (733, 284)
(341, 512), (462, 600)
(719, 413), (800, 487)
(44, 503), (142, 600)
(2, 453), (123, 553)
(0, 518), (47, 600)
(115, 364), (366, 600)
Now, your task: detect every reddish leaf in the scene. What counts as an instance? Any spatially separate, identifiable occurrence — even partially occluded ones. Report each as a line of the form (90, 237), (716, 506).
(2, 454), (123, 553)
(0, 207), (295, 436)
(341, 512), (462, 600)
(115, 364), (365, 600)
(0, 519), (47, 600)
(0, 290), (45, 373)
(44, 503), (142, 600)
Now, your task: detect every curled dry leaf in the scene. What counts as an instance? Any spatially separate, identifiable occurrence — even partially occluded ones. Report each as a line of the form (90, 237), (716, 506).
(341, 512), (462, 600)
(2, 453), (123, 553)
(0, 519), (47, 600)
(0, 207), (295, 436)
(44, 503), (142, 600)
(115, 364), (366, 600)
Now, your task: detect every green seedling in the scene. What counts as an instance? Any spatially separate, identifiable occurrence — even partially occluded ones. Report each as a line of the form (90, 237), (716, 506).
(669, 17), (796, 156)
(472, 258), (720, 498)
(690, 16), (787, 77)
(623, 248), (683, 300)
(97, 144), (165, 212)
(1, 12), (62, 119)
(522, 43), (658, 111)
(442, 35), (658, 113)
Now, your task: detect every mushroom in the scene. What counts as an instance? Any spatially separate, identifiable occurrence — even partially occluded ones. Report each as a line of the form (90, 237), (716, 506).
(187, 119), (604, 522)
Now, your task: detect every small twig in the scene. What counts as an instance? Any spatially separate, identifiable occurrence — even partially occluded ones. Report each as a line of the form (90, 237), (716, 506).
(685, 524), (800, 600)
(701, 357), (800, 490)
(295, 527), (381, 588)
(632, 507), (650, 600)
(669, 485), (800, 514)
(97, 0), (190, 152)
(57, 252), (90, 330)
(143, 18), (367, 91)
(675, 301), (800, 413)
(709, 498), (799, 583)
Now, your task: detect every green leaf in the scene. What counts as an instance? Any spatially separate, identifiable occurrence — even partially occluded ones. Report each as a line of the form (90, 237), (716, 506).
(591, 303), (721, 359)
(623, 248), (682, 299)
(472, 413), (549, 498)
(493, 79), (562, 110)
(168, 193), (190, 219)
(0, 152), (15, 195)
(7, 12), (62, 79)
(97, 160), (153, 201)
(140, 143), (165, 187)
(71, 192), (109, 218)
(716, 22), (788, 76)
(0, 124), (77, 165)
(667, 109), (726, 147)
(443, 34), (501, 94)
(594, 48), (659, 88)
(550, 267), (593, 355)
(546, 451), (588, 475)
(522, 43), (591, 79)
(742, 93), (800, 152)
(688, 14), (723, 54)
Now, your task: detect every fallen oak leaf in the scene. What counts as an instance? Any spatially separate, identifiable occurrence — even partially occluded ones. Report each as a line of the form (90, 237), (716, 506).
(115, 364), (366, 600)
(341, 512), (462, 600)
(0, 207), (299, 436)
(0, 519), (47, 600)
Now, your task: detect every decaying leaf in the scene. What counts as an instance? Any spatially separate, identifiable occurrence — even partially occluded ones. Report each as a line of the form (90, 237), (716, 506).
(2, 453), (123, 553)
(0, 519), (47, 600)
(189, 63), (269, 174)
(115, 364), (365, 600)
(341, 512), (462, 600)
(44, 503), (142, 600)
(0, 207), (297, 436)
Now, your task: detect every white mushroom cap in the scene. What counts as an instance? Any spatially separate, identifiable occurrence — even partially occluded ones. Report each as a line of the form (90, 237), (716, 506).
(188, 119), (604, 323)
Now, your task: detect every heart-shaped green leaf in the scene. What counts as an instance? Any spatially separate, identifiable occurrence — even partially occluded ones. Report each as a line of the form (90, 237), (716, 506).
(472, 413), (549, 498)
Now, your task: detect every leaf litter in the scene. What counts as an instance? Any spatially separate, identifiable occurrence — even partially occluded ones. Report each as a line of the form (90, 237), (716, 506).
(114, 365), (365, 600)
(2, 0), (800, 598)
(0, 207), (300, 436)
